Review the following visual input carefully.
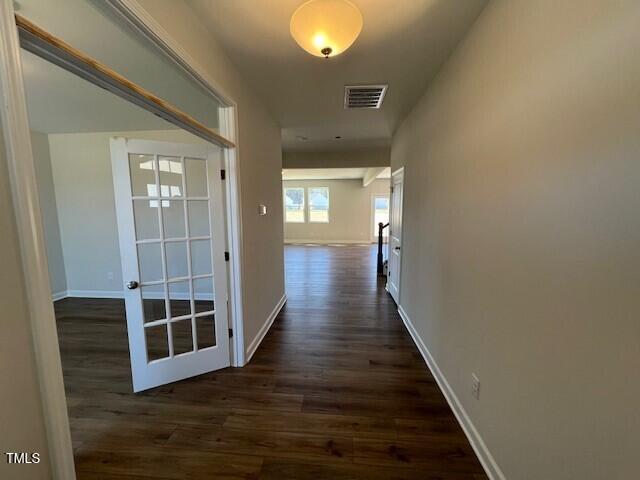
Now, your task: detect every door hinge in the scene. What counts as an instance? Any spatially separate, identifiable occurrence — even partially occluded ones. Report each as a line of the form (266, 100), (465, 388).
(224, 251), (230, 262)
(228, 328), (233, 338)
(220, 169), (226, 180)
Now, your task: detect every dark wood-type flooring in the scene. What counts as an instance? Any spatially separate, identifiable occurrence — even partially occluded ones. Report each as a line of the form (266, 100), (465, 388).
(56, 244), (487, 479)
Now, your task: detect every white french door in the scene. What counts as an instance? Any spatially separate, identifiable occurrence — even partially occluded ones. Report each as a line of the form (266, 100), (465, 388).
(110, 138), (229, 392)
(387, 168), (404, 304)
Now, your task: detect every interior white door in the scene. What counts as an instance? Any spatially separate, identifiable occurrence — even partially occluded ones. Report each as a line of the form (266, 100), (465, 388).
(110, 138), (229, 392)
(387, 168), (404, 304)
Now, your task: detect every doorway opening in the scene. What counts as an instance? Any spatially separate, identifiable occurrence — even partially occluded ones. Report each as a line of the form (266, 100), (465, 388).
(282, 167), (391, 246)
(7, 2), (243, 473)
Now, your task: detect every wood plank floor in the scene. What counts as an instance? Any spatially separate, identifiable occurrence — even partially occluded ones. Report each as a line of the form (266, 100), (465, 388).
(55, 244), (487, 479)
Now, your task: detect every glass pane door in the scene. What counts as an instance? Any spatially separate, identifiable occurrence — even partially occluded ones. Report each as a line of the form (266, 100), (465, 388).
(130, 153), (217, 361)
(111, 138), (229, 392)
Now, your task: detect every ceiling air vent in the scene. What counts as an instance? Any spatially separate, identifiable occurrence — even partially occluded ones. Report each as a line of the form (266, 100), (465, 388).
(344, 84), (387, 109)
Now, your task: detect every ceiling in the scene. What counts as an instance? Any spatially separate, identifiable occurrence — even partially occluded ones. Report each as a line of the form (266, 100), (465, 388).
(18, 0), (219, 133)
(22, 49), (175, 134)
(282, 167), (390, 181)
(188, 0), (487, 151)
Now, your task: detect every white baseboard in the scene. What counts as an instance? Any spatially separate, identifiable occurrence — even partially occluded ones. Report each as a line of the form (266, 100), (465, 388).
(284, 238), (375, 245)
(245, 293), (287, 364)
(51, 290), (68, 302)
(66, 289), (124, 299)
(284, 238), (388, 245)
(397, 305), (505, 480)
(62, 290), (213, 301)
(285, 240), (375, 245)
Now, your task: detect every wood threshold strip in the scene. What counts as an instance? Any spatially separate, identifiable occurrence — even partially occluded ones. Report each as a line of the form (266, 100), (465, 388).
(14, 14), (235, 149)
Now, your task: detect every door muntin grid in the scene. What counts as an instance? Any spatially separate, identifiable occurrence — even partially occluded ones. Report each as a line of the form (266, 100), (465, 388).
(129, 153), (217, 363)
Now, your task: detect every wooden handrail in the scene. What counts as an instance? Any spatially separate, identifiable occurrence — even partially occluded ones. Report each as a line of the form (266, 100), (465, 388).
(15, 14), (235, 149)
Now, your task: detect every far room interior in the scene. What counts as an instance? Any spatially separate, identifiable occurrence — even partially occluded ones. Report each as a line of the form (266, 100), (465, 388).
(282, 167), (391, 245)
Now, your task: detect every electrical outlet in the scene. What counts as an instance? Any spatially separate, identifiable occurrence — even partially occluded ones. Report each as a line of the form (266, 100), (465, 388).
(107, 271), (114, 281)
(471, 374), (480, 400)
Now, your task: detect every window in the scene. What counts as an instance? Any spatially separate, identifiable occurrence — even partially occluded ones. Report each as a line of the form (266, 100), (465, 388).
(284, 187), (305, 223)
(283, 186), (331, 223)
(308, 187), (329, 223)
(373, 195), (390, 237)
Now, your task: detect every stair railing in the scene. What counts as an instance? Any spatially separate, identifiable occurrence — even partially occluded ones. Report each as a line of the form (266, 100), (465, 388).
(377, 222), (389, 275)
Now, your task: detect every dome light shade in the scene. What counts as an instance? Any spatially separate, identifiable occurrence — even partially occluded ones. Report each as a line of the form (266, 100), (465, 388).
(290, 0), (363, 58)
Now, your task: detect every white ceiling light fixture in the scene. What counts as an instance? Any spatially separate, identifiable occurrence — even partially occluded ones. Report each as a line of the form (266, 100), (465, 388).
(290, 0), (363, 58)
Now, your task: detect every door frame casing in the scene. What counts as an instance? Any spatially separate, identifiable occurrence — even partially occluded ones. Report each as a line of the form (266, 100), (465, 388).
(0, 1), (75, 477)
(0, 0), (245, 477)
(218, 106), (246, 366)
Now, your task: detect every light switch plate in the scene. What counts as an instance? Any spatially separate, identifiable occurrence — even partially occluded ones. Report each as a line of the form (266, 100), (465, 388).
(258, 204), (267, 216)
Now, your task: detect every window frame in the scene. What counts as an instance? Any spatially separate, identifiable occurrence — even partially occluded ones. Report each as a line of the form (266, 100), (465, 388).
(307, 186), (330, 223)
(283, 186), (306, 223)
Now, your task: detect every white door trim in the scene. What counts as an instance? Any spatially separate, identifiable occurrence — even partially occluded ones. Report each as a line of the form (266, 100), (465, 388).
(219, 106), (246, 366)
(0, 1), (246, 477)
(0, 0), (75, 477)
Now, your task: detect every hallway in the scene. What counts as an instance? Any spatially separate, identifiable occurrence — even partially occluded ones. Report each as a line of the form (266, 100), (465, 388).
(57, 245), (486, 479)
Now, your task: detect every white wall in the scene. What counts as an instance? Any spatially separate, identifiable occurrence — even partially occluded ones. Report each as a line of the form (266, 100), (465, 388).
(136, 0), (285, 358)
(283, 178), (389, 243)
(0, 112), (51, 480)
(391, 0), (640, 478)
(47, 129), (205, 295)
(31, 130), (67, 297)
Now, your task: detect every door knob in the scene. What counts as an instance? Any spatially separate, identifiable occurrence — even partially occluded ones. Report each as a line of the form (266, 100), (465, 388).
(126, 280), (139, 290)
(394, 246), (401, 251)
